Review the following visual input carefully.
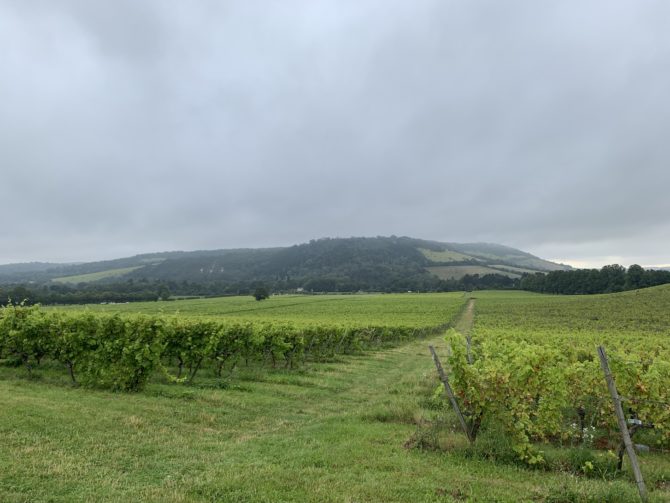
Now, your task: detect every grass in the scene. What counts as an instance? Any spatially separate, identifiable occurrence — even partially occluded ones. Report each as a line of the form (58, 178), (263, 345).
(52, 266), (144, 284)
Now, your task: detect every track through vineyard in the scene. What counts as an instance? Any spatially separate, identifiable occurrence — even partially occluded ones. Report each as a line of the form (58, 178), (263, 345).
(454, 297), (475, 335)
(1, 307), (554, 503)
(0, 294), (608, 503)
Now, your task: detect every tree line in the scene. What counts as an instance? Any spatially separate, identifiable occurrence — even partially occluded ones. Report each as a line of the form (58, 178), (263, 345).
(4, 264), (666, 306)
(0, 281), (171, 306)
(520, 264), (670, 294)
(0, 273), (521, 306)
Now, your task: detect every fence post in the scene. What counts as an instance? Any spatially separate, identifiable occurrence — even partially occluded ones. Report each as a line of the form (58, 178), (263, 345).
(597, 346), (648, 502)
(429, 345), (473, 443)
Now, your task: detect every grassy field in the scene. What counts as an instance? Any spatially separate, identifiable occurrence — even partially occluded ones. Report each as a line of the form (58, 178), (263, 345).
(2, 290), (670, 501)
(52, 266), (143, 284)
(419, 248), (473, 263)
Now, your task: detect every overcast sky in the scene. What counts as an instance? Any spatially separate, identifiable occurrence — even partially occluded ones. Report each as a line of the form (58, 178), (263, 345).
(2, 1), (669, 268)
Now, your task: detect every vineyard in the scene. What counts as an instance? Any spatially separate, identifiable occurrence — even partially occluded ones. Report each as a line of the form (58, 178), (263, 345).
(442, 286), (670, 492)
(0, 293), (466, 391)
(2, 289), (669, 501)
(58, 292), (461, 325)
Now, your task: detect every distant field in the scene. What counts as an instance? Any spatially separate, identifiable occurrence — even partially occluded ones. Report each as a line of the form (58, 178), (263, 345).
(487, 264), (537, 274)
(60, 292), (466, 328)
(427, 265), (520, 280)
(52, 266), (143, 284)
(418, 248), (472, 263)
(452, 250), (566, 272)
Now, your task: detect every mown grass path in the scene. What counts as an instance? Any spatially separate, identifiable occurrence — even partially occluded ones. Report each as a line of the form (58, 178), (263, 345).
(454, 297), (475, 335)
(0, 301), (651, 502)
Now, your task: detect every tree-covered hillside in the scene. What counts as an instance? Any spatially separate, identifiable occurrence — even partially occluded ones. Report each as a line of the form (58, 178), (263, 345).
(0, 236), (568, 303)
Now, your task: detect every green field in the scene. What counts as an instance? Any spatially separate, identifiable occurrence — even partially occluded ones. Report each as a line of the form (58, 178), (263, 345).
(52, 266), (143, 284)
(419, 248), (473, 263)
(487, 264), (539, 274)
(2, 290), (670, 501)
(61, 293), (465, 327)
(427, 265), (521, 280)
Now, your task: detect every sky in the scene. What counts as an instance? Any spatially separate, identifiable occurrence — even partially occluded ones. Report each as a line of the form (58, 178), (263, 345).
(1, 1), (669, 269)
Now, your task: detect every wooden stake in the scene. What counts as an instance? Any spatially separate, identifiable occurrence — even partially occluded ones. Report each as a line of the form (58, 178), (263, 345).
(429, 345), (473, 443)
(598, 346), (648, 502)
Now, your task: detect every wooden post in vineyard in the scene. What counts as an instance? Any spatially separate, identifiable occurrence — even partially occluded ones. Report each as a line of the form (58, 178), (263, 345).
(598, 346), (648, 503)
(429, 345), (473, 443)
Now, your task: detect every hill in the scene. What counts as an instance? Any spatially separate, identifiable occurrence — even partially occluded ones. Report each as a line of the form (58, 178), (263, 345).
(0, 237), (570, 299)
(0, 237), (567, 284)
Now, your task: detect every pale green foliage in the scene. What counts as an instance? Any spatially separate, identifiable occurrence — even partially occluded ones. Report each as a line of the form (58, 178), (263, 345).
(0, 293), (467, 391)
(446, 286), (670, 463)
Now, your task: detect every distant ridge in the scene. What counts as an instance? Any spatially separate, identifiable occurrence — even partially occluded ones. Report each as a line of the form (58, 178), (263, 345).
(0, 236), (570, 288)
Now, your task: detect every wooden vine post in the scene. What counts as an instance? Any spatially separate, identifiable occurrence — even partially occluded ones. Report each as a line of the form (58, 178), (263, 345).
(429, 345), (473, 443)
(597, 346), (648, 503)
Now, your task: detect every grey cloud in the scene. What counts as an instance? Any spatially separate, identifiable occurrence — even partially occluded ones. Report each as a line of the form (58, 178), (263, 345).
(1, 0), (669, 267)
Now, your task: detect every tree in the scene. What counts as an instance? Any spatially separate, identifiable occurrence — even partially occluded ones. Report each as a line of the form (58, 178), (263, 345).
(157, 285), (171, 301)
(601, 264), (626, 293)
(626, 264), (645, 290)
(253, 286), (269, 301)
(9, 286), (33, 305)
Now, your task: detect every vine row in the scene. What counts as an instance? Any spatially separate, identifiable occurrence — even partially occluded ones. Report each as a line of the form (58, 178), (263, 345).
(0, 305), (446, 391)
